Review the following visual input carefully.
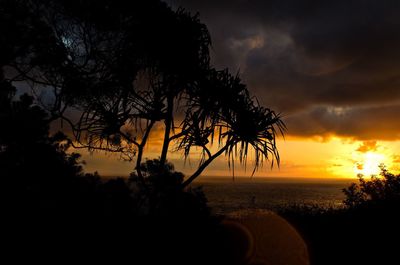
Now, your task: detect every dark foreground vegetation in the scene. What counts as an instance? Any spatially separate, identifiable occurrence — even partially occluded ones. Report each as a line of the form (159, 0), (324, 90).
(2, 0), (400, 264)
(1, 1), (282, 263)
(280, 168), (400, 265)
(1, 83), (245, 265)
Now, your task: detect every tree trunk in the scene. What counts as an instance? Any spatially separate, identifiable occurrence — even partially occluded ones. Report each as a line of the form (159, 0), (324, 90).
(160, 96), (173, 167)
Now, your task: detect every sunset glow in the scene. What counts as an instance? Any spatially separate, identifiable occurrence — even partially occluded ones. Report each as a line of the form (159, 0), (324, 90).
(50, 0), (400, 181)
(4, 1), (400, 264)
(78, 137), (400, 179)
(354, 152), (386, 177)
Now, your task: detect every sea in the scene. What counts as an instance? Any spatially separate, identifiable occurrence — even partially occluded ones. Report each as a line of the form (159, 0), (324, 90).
(193, 177), (354, 215)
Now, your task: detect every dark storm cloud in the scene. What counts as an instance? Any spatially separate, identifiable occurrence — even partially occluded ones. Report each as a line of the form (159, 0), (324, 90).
(169, 0), (400, 140)
(285, 104), (400, 140)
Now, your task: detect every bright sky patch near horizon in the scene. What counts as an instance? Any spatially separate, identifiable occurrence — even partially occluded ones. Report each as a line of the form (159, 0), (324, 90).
(79, 137), (400, 179)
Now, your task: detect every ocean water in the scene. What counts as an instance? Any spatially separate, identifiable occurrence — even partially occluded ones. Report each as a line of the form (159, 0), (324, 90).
(193, 177), (354, 215)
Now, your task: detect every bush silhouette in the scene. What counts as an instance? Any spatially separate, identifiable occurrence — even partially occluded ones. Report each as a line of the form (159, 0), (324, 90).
(279, 167), (400, 265)
(1, 81), (78, 207)
(343, 165), (400, 208)
(129, 159), (210, 217)
(0, 78), (142, 217)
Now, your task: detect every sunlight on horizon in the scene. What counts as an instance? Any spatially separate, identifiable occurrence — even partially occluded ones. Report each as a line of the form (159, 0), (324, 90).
(77, 136), (400, 179)
(328, 140), (399, 179)
(354, 152), (386, 177)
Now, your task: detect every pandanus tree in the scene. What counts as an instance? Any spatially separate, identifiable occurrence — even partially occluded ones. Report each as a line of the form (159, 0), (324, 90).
(3, 0), (285, 190)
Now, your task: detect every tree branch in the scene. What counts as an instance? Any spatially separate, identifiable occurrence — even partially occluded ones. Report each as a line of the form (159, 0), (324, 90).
(160, 95), (173, 166)
(168, 128), (189, 142)
(181, 142), (231, 188)
(135, 120), (155, 182)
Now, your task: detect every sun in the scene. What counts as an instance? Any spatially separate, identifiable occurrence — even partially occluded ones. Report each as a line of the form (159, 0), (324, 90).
(354, 152), (386, 176)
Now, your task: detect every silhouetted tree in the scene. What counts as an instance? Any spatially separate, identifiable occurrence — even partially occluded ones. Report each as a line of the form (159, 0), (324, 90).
(1, 2), (319, 264)
(129, 159), (210, 216)
(343, 165), (400, 208)
(278, 166), (400, 265)
(0, 79), (84, 213)
(1, 0), (286, 223)
(2, 0), (285, 191)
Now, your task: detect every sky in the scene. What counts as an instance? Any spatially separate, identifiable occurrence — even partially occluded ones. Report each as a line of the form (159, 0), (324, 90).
(82, 0), (400, 179)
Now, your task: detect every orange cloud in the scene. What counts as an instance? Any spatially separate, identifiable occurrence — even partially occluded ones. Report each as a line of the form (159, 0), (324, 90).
(356, 141), (378, 153)
(393, 155), (400, 164)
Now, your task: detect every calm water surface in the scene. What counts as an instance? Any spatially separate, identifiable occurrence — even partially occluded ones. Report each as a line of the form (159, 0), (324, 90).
(193, 177), (354, 215)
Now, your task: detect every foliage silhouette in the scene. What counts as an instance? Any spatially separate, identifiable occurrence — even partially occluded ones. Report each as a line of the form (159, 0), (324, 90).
(0, 79), (134, 217)
(1, 2), (286, 263)
(1, 80), (80, 204)
(2, 0), (285, 190)
(1, 77), (226, 265)
(279, 167), (400, 265)
(343, 164), (400, 208)
(129, 158), (210, 217)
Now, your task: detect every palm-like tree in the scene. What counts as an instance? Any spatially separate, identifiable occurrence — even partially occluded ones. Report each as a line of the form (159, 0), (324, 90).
(178, 69), (285, 187)
(4, 0), (285, 189)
